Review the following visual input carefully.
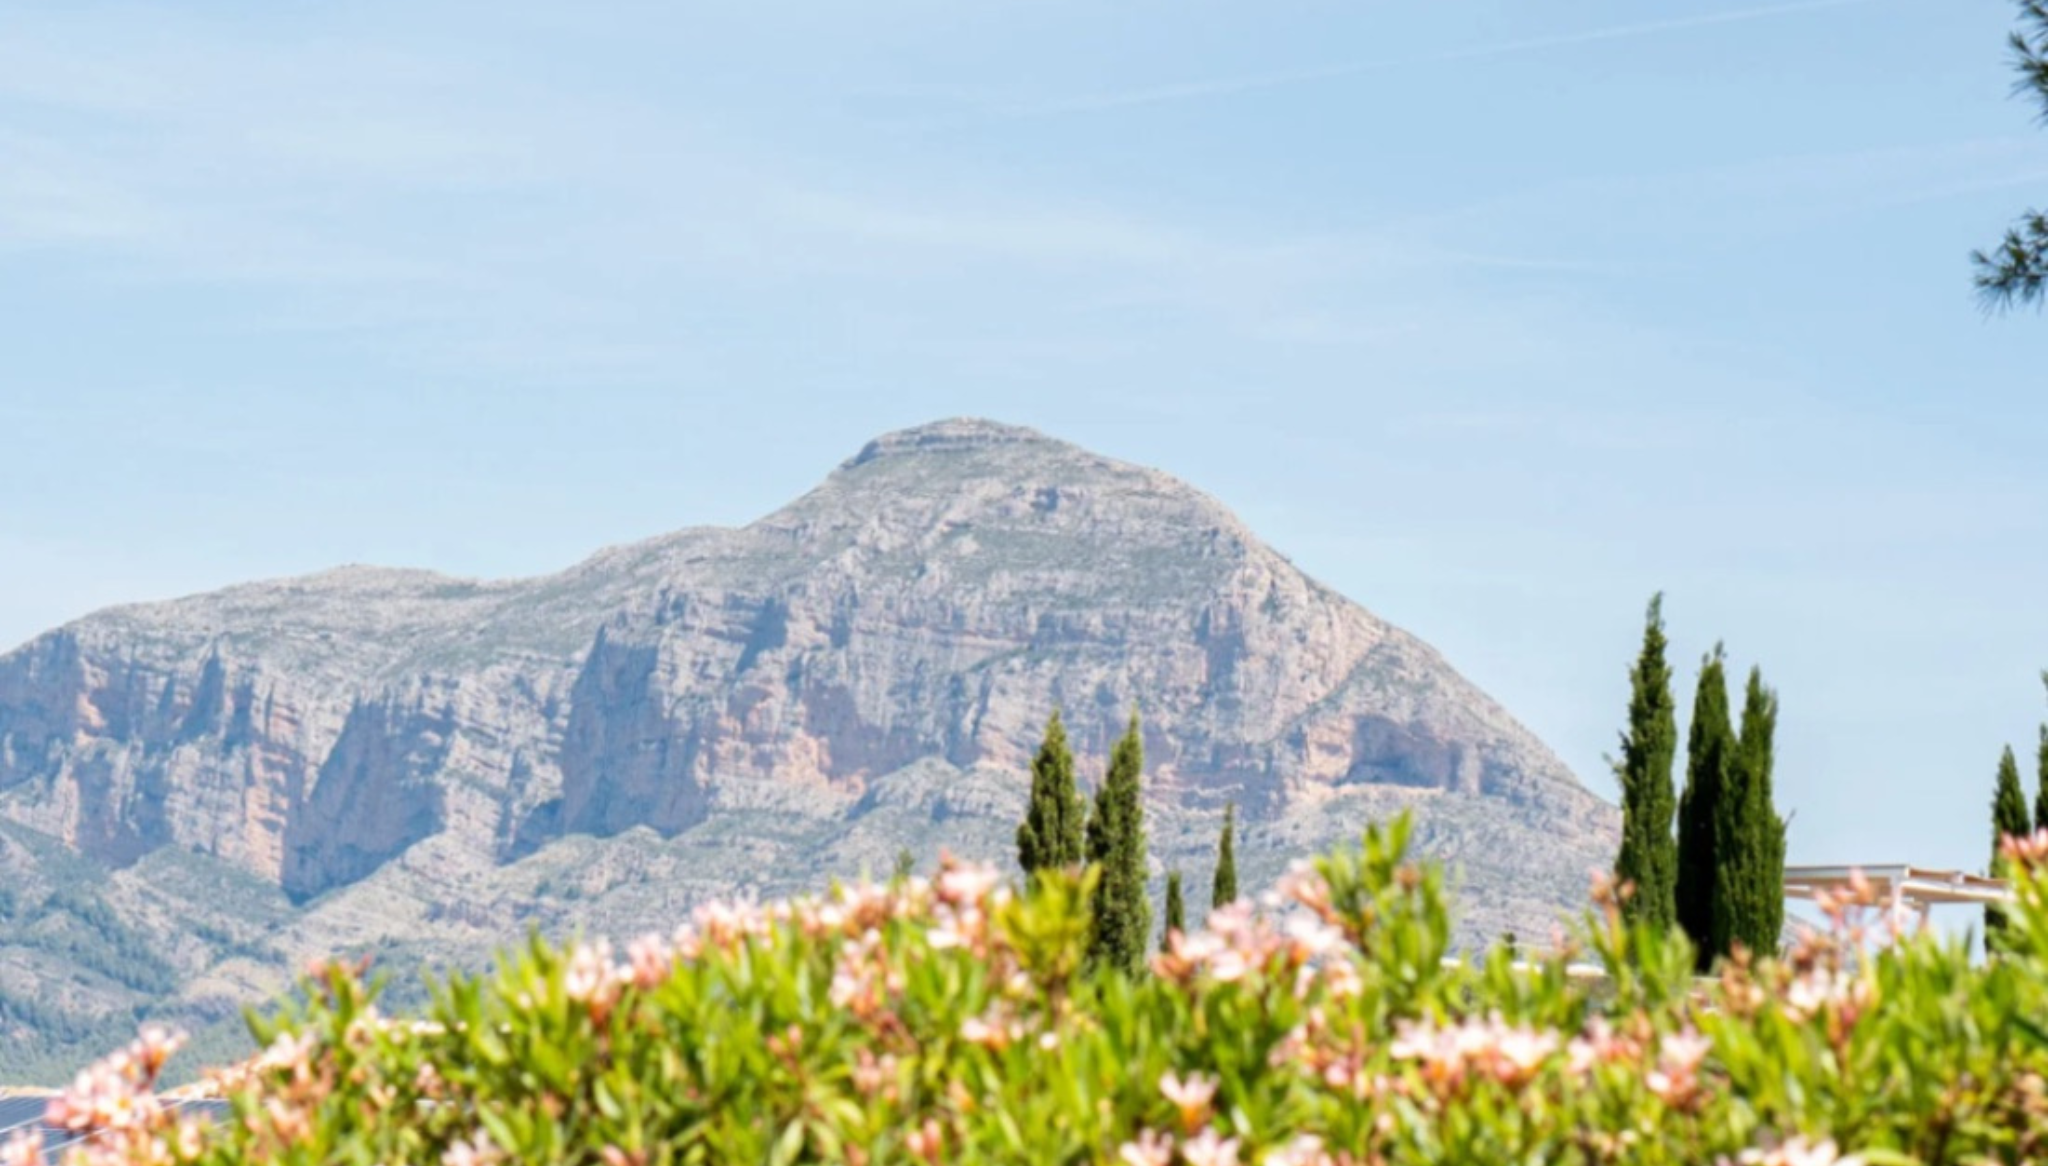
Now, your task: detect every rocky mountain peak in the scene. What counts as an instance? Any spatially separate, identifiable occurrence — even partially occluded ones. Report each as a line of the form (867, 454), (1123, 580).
(0, 420), (1616, 1071)
(838, 417), (1071, 470)
(783, 418), (1259, 586)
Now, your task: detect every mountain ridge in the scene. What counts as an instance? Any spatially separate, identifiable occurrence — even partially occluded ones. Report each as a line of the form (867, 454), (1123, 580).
(0, 416), (1615, 1079)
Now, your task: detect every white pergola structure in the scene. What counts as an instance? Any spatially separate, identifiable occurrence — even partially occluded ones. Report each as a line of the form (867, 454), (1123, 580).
(1783, 864), (2013, 932)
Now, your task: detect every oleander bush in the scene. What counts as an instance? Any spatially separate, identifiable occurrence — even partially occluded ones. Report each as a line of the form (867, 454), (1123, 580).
(27, 817), (2048, 1166)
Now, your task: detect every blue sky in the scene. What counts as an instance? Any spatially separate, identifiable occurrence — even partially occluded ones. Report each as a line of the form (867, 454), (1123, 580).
(4, 0), (2046, 890)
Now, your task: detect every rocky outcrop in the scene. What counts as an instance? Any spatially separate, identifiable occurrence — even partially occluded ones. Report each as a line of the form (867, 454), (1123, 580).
(0, 418), (1616, 920)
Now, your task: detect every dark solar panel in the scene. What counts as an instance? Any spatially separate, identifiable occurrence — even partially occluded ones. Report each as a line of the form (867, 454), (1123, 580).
(0, 1099), (48, 1138)
(0, 1097), (232, 1164)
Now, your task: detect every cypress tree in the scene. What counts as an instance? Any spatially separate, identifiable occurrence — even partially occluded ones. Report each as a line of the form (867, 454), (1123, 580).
(1016, 711), (1084, 880)
(2034, 672), (2048, 834)
(1989, 744), (2030, 943)
(1211, 803), (1238, 911)
(2036, 722), (2048, 836)
(1676, 646), (1736, 971)
(1162, 870), (1185, 951)
(1086, 714), (1150, 974)
(1727, 666), (1784, 959)
(1611, 593), (1679, 933)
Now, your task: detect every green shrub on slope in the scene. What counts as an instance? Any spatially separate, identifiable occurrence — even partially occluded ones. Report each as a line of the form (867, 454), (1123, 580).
(30, 817), (2048, 1165)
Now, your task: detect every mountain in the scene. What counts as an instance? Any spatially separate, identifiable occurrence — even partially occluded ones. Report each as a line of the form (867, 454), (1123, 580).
(0, 418), (1615, 1079)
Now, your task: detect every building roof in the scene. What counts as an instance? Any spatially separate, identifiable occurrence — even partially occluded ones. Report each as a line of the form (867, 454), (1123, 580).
(1783, 864), (2013, 907)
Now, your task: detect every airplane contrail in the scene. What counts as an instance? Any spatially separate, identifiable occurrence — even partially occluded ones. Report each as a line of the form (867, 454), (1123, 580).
(1006, 0), (1888, 117)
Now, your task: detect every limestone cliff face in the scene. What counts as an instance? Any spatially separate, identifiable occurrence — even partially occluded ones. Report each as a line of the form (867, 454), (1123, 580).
(0, 419), (1615, 919)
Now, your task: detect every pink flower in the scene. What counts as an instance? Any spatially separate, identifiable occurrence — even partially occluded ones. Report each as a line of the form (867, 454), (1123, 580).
(905, 1118), (944, 1163)
(133, 1024), (185, 1076)
(1117, 1129), (1174, 1166)
(1275, 861), (1333, 917)
(1262, 1135), (1332, 1166)
(1208, 947), (1253, 983)
(1204, 901), (1257, 941)
(1784, 969), (1869, 1023)
(627, 933), (672, 989)
(1180, 1128), (1242, 1166)
(444, 1132), (504, 1166)
(1391, 1013), (1558, 1094)
(693, 899), (764, 951)
(1389, 1019), (1443, 1063)
(1282, 915), (1345, 961)
(670, 923), (704, 961)
(172, 1115), (208, 1159)
(563, 940), (621, 1018)
(936, 861), (1002, 906)
(1489, 1025), (1559, 1086)
(959, 1016), (1004, 1047)
(1565, 1017), (1638, 1076)
(1659, 1028), (1712, 1072)
(852, 1048), (898, 1096)
(1646, 1028), (1712, 1108)
(1319, 958), (1363, 999)
(2003, 828), (2048, 871)
(413, 1059), (446, 1097)
(1160, 1071), (1219, 1130)
(1730, 1136), (1863, 1166)
(0, 1133), (38, 1166)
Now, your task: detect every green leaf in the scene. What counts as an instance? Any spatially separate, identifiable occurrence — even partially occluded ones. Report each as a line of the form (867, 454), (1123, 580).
(769, 1119), (806, 1166)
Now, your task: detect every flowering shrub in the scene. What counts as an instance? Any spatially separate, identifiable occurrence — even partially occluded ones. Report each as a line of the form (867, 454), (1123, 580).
(26, 817), (2048, 1165)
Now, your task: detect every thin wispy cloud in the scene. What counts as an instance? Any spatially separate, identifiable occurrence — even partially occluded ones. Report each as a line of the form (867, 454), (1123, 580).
(0, 0), (1939, 390)
(977, 0), (1887, 117)
(1868, 166), (2048, 210)
(1357, 134), (2048, 271)
(0, 5), (1643, 380)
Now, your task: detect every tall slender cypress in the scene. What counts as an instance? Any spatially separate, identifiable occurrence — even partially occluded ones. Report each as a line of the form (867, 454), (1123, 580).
(2034, 672), (2048, 834)
(1017, 711), (1084, 880)
(1728, 666), (1784, 958)
(2036, 722), (2048, 836)
(1990, 745), (2031, 944)
(1676, 646), (1735, 971)
(1611, 594), (1679, 933)
(1211, 803), (1239, 911)
(1086, 714), (1150, 974)
(1162, 871), (1185, 951)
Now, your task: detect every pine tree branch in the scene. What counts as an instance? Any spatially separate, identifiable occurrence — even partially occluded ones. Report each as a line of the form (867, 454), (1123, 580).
(2014, 1), (2048, 120)
(1973, 3), (2048, 310)
(1972, 211), (2048, 311)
